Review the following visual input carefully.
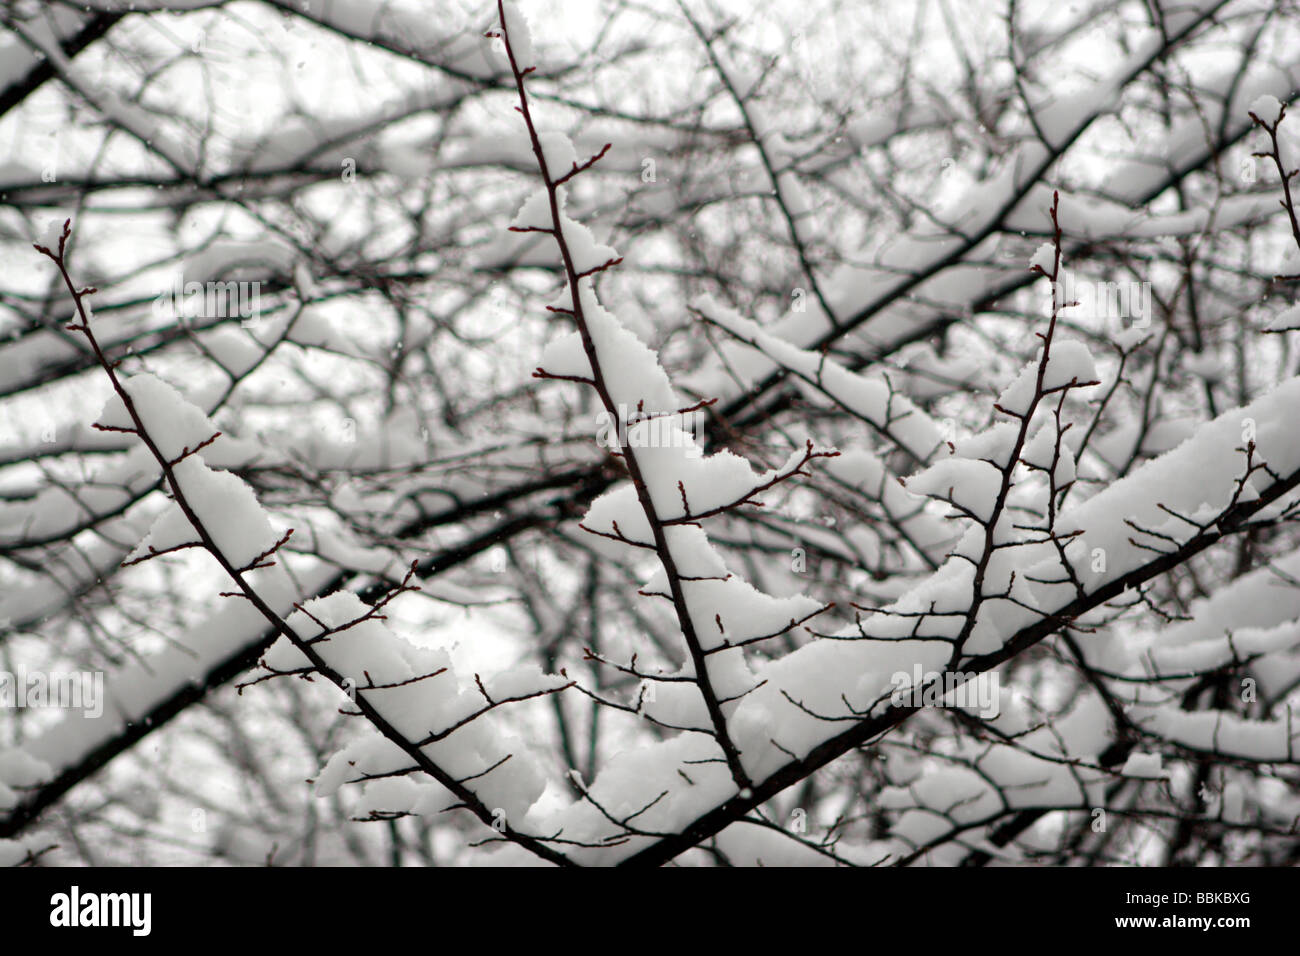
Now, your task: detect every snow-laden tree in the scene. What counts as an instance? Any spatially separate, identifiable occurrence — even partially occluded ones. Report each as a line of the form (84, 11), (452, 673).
(2, 0), (1300, 866)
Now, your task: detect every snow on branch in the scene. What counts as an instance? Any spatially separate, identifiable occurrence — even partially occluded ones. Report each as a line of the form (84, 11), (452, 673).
(32, 219), (579, 866)
(495, 0), (839, 800)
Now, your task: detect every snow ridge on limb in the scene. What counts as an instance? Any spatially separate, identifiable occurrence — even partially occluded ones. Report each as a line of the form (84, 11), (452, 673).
(873, 451), (1300, 865)
(560, 194), (1300, 866)
(616, 359), (1300, 867)
(692, 295), (945, 464)
(680, 0), (1234, 435)
(494, 1), (836, 804)
(30, 220), (576, 866)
